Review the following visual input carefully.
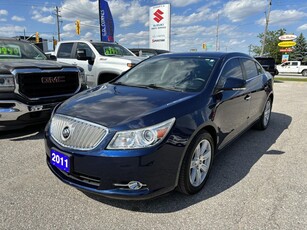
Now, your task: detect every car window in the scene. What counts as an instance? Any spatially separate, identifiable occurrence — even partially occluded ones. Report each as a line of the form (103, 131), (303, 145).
(242, 59), (258, 79)
(75, 43), (95, 58)
(291, 62), (298, 66)
(57, 43), (73, 58)
(115, 57), (217, 92)
(217, 58), (243, 88)
(256, 62), (264, 75)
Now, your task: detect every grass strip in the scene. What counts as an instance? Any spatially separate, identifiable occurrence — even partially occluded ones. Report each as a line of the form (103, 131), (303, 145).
(274, 77), (307, 82)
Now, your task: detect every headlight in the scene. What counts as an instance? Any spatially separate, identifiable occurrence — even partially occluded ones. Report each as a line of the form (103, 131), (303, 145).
(0, 74), (15, 92)
(107, 118), (175, 149)
(77, 68), (86, 84)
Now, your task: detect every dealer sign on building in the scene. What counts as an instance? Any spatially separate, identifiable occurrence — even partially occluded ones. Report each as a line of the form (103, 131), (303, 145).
(149, 4), (171, 51)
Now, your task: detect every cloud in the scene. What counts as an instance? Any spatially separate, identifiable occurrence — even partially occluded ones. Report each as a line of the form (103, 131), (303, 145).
(154, 0), (200, 7)
(31, 6), (54, 24)
(297, 24), (307, 31)
(117, 1), (148, 27)
(257, 10), (307, 26)
(117, 31), (148, 46)
(0, 25), (25, 37)
(223, 0), (266, 22)
(171, 7), (216, 26)
(0, 9), (8, 16)
(12, 16), (25, 22)
(0, 18), (6, 22)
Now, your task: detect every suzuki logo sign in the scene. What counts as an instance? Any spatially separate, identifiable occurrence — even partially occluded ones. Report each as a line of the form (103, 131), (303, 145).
(153, 9), (164, 23)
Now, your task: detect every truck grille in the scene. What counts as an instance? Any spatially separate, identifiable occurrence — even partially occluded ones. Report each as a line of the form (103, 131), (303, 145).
(17, 72), (79, 98)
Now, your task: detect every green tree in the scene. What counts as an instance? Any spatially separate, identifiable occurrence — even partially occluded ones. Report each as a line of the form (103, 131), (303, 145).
(290, 33), (307, 62)
(252, 28), (286, 64)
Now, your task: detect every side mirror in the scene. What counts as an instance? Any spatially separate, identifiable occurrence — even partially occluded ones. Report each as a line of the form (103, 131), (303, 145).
(219, 77), (246, 91)
(88, 57), (94, 65)
(49, 55), (57, 61)
(76, 49), (88, 60)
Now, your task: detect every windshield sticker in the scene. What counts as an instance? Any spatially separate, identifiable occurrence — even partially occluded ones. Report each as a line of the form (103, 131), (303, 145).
(0, 45), (21, 57)
(104, 47), (121, 56)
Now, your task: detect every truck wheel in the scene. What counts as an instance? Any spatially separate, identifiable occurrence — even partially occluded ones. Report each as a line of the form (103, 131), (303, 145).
(302, 70), (307, 77)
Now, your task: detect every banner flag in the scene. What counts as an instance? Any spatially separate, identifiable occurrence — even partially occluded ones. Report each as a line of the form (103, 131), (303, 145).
(98, 0), (114, 42)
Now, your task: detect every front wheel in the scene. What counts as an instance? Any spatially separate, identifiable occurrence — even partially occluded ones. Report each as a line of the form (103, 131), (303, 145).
(255, 99), (272, 130)
(178, 132), (214, 195)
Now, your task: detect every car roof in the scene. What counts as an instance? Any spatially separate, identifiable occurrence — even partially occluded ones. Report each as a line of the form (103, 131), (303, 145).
(152, 52), (251, 59)
(59, 40), (118, 44)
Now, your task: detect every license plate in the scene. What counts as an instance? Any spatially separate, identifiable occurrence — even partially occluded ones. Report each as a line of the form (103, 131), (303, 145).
(50, 150), (70, 173)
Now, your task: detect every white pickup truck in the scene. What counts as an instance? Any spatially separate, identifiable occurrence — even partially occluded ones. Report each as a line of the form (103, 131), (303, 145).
(53, 40), (142, 87)
(276, 61), (307, 76)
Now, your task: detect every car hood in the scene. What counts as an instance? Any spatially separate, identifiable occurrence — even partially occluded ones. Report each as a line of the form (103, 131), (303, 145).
(56, 83), (194, 128)
(0, 59), (75, 71)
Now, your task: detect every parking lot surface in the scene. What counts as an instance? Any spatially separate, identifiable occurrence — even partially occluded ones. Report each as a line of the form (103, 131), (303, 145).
(1, 81), (306, 229)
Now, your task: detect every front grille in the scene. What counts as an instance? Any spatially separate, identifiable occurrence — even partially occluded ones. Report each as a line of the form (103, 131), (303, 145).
(50, 114), (108, 150)
(18, 72), (79, 98)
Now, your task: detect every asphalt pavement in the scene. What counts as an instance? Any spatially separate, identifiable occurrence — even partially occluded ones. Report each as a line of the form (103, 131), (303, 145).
(0, 81), (306, 229)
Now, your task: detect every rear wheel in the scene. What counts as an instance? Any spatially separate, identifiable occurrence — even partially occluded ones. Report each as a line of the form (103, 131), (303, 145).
(178, 132), (214, 195)
(255, 98), (272, 130)
(302, 70), (307, 77)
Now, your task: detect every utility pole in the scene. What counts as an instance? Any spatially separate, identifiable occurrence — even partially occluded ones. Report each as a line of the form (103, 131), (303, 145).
(260, 0), (272, 56)
(216, 14), (219, 51)
(55, 6), (61, 41)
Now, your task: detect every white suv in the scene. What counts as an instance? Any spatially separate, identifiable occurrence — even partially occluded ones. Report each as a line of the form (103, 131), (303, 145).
(54, 40), (142, 87)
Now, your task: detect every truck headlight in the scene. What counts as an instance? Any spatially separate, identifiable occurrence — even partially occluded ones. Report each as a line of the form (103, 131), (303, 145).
(107, 118), (175, 149)
(0, 74), (15, 92)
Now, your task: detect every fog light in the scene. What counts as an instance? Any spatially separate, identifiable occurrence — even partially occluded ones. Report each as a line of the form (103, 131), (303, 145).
(113, 181), (147, 190)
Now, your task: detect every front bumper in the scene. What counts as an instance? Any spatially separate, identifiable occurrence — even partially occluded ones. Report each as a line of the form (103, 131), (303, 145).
(45, 137), (183, 200)
(0, 100), (59, 130)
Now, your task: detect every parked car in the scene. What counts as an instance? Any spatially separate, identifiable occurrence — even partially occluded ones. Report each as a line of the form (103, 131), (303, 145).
(53, 40), (142, 88)
(45, 52), (274, 200)
(277, 61), (307, 76)
(129, 48), (170, 58)
(254, 57), (278, 76)
(0, 38), (86, 131)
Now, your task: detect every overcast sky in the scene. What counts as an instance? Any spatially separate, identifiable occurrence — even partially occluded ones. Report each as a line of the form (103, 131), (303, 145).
(0, 0), (306, 53)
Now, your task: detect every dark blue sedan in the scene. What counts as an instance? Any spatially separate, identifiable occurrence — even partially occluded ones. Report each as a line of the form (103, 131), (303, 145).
(45, 52), (273, 200)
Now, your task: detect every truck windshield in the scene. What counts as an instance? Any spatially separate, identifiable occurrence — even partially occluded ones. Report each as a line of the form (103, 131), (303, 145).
(0, 40), (47, 60)
(92, 43), (134, 56)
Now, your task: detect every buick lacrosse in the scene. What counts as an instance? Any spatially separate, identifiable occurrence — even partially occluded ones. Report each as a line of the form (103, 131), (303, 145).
(45, 52), (273, 200)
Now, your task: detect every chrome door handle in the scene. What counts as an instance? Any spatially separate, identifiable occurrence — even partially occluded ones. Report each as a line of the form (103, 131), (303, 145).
(244, 95), (251, 101)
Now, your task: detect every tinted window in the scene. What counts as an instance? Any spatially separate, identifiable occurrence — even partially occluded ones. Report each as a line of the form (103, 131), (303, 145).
(75, 43), (95, 58)
(255, 58), (275, 65)
(115, 57), (217, 92)
(242, 59), (258, 79)
(57, 43), (73, 58)
(256, 62), (264, 75)
(291, 62), (298, 66)
(220, 58), (244, 80)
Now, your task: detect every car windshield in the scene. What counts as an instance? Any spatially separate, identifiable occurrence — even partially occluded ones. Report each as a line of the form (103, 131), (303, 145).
(114, 57), (217, 92)
(92, 43), (134, 56)
(0, 40), (47, 60)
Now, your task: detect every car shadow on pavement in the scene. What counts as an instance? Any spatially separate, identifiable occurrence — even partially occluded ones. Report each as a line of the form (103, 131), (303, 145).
(0, 124), (45, 141)
(85, 112), (292, 213)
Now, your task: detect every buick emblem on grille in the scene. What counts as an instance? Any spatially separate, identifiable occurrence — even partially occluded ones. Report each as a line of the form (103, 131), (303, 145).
(41, 76), (66, 84)
(61, 126), (71, 141)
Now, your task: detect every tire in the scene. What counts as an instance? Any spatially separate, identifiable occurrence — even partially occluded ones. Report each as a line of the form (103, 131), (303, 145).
(254, 98), (272, 130)
(177, 132), (214, 195)
(302, 70), (307, 77)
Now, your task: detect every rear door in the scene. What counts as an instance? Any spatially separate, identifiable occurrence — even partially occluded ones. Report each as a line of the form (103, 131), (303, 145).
(56, 42), (75, 65)
(213, 58), (251, 150)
